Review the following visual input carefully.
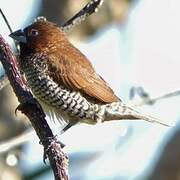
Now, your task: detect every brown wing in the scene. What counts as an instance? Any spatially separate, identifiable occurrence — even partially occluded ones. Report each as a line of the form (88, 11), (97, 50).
(47, 43), (120, 104)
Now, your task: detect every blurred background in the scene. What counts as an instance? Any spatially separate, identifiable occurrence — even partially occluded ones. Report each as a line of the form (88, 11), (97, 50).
(0, 0), (180, 179)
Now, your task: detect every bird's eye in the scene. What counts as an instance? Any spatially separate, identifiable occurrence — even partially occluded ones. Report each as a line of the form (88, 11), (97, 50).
(29, 29), (39, 36)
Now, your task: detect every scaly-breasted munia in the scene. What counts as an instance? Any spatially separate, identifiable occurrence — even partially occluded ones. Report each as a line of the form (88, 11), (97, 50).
(9, 18), (167, 132)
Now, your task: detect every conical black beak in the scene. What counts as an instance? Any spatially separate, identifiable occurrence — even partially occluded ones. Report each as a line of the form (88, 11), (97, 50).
(9, 29), (27, 43)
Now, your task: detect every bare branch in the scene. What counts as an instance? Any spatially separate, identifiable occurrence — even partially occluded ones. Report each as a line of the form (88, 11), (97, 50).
(61, 0), (104, 32)
(0, 8), (19, 52)
(128, 90), (180, 107)
(0, 35), (69, 180)
(0, 8), (13, 33)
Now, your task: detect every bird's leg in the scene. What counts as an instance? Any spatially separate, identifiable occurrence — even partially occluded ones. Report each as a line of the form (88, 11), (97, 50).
(61, 120), (79, 134)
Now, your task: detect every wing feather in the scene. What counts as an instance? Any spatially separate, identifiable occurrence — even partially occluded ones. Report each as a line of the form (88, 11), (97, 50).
(47, 43), (120, 103)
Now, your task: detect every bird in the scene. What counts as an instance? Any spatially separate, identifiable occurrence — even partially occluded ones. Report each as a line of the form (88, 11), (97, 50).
(9, 18), (168, 132)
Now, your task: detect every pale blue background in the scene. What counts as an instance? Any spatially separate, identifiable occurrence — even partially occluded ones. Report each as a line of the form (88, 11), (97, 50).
(1, 0), (180, 179)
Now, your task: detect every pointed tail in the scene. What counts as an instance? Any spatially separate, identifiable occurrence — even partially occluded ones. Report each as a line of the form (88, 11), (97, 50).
(104, 102), (170, 127)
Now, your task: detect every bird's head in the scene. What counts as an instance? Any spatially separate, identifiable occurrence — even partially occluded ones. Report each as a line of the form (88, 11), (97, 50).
(9, 19), (66, 54)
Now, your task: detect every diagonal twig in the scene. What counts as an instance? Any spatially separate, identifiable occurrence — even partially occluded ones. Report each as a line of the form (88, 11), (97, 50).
(61, 0), (104, 32)
(0, 8), (13, 34)
(128, 90), (180, 107)
(0, 35), (69, 180)
(0, 8), (20, 52)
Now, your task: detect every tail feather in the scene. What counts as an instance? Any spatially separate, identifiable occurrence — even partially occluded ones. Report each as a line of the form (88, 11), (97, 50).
(122, 106), (169, 126)
(104, 102), (170, 127)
